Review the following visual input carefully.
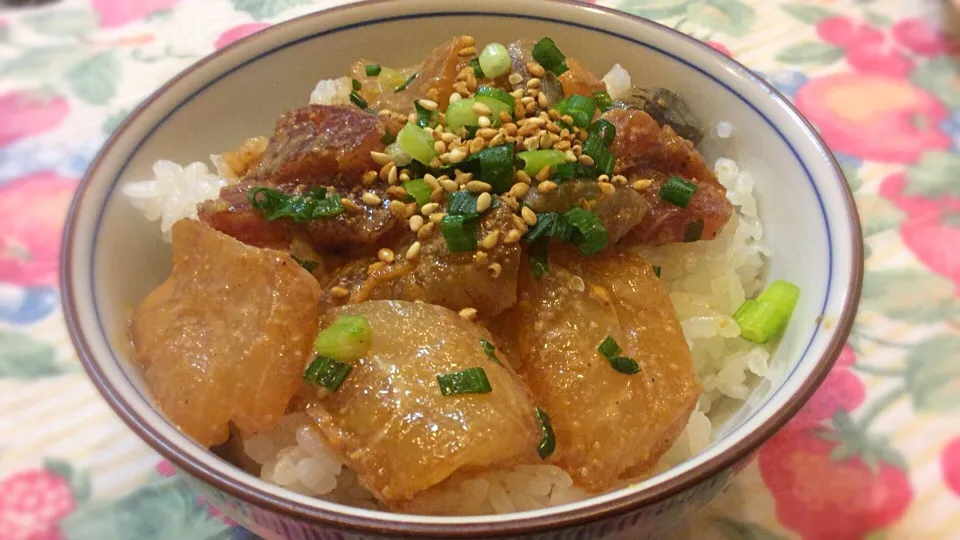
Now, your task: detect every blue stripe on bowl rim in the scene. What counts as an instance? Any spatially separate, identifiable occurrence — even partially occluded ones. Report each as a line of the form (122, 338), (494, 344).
(88, 8), (833, 521)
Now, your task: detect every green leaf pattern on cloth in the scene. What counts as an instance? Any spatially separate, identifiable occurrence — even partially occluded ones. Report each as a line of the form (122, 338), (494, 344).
(775, 41), (845, 66)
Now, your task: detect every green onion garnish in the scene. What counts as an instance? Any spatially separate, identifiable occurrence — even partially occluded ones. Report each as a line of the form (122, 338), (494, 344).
(404, 179), (432, 208)
(528, 237), (549, 279)
(352, 78), (361, 91)
(534, 407), (556, 459)
(314, 315), (372, 361)
(475, 86), (515, 109)
(582, 134), (615, 176)
(349, 91), (368, 110)
(562, 94), (597, 127)
(653, 266), (662, 278)
(586, 119), (616, 146)
(291, 255), (319, 273)
(304, 356), (352, 392)
(733, 280), (801, 344)
(659, 177), (698, 208)
(468, 57), (485, 78)
(448, 191), (479, 216)
(446, 98), (480, 132)
(522, 212), (572, 245)
(397, 123), (437, 165)
(365, 64), (381, 76)
(480, 338), (501, 365)
(473, 95), (513, 125)
(592, 90), (614, 112)
(468, 145), (514, 193)
(597, 335), (621, 358)
(684, 218), (705, 243)
(532, 37), (568, 76)
(395, 71), (418, 92)
(478, 42), (511, 79)
(415, 100), (434, 128)
(441, 214), (479, 252)
(592, 150), (615, 177)
(597, 335), (639, 375)
(517, 149), (567, 177)
(380, 131), (396, 145)
(437, 367), (492, 396)
(465, 125), (481, 139)
(564, 207), (608, 256)
(247, 187), (345, 222)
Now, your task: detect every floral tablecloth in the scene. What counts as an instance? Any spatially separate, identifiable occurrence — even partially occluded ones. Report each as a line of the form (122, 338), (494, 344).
(2, 0), (959, 538)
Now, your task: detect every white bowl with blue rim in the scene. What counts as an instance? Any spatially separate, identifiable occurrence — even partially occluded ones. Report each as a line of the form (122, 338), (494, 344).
(61, 0), (863, 537)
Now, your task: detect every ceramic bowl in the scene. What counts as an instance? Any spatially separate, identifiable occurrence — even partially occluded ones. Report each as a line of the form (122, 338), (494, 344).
(62, 0), (863, 537)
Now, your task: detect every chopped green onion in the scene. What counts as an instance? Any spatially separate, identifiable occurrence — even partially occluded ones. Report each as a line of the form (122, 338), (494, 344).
(528, 237), (549, 279)
(532, 37), (568, 76)
(352, 78), (361, 91)
(582, 134), (615, 176)
(468, 57), (485, 78)
(404, 179), (432, 208)
(564, 207), (608, 256)
(758, 280), (802, 317)
(440, 214), (478, 252)
(464, 125), (481, 139)
(448, 191), (479, 216)
(684, 218), (705, 243)
(380, 131), (396, 145)
(597, 335), (622, 358)
(474, 95), (512, 126)
(653, 266), (662, 278)
(479, 42), (511, 79)
(314, 315), (372, 361)
(415, 100), (434, 128)
(473, 145), (514, 193)
(445, 98), (479, 131)
(395, 71), (418, 92)
(517, 149), (567, 177)
(349, 91), (368, 110)
(593, 151), (615, 176)
(659, 177), (698, 208)
(304, 356), (352, 392)
(523, 212), (572, 244)
(291, 255), (319, 273)
(733, 280), (801, 344)
(562, 94), (597, 127)
(554, 162), (595, 181)
(397, 123), (437, 165)
(480, 338), (501, 365)
(365, 64), (381, 76)
(475, 86), (515, 109)
(586, 119), (616, 146)
(248, 187), (345, 222)
(609, 356), (641, 375)
(535, 407), (556, 459)
(592, 90), (614, 112)
(437, 367), (492, 396)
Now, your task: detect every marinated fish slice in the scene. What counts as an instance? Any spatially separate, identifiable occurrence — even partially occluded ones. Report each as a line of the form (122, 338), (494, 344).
(131, 219), (323, 447)
(617, 87), (705, 146)
(304, 300), (541, 503)
(558, 58), (606, 98)
(496, 247), (700, 491)
(373, 35), (474, 113)
(603, 108), (733, 245)
(522, 180), (649, 245)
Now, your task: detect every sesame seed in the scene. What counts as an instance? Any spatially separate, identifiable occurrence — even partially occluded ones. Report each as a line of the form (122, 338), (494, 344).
(490, 133), (506, 146)
(399, 172), (411, 182)
(449, 92), (462, 103)
(538, 92), (550, 108)
(441, 132), (458, 144)
(555, 140), (572, 151)
(466, 180), (492, 193)
(477, 127), (497, 139)
(598, 182), (616, 195)
(504, 229), (522, 244)
(370, 151), (392, 165)
(378, 248), (395, 263)
(520, 96), (535, 106)
(508, 73), (523, 85)
(429, 211), (446, 224)
(448, 148), (468, 163)
(429, 157), (441, 169)
(458, 46), (478, 57)
(515, 170), (532, 184)
(480, 230), (500, 250)
(441, 179), (459, 192)
(368, 261), (385, 274)
(379, 161), (395, 181)
(409, 214), (424, 232)
(461, 35), (476, 46)
(501, 194), (519, 211)
(538, 180), (558, 194)
(421, 202), (440, 215)
(361, 192), (382, 206)
(418, 221), (436, 240)
(564, 149), (577, 162)
(512, 214), (528, 230)
(473, 251), (489, 265)
(509, 182), (530, 197)
(438, 152), (451, 162)
(341, 197), (362, 213)
(405, 241), (422, 259)
(469, 137), (485, 154)
(424, 174), (440, 190)
(612, 175), (628, 185)
(633, 179), (654, 191)
(473, 192), (491, 212)
(579, 154), (595, 166)
(387, 165), (398, 184)
(459, 307), (478, 320)
(430, 187), (444, 202)
(434, 140), (447, 154)
(488, 263), (502, 278)
(499, 111), (513, 123)
(527, 88), (540, 98)
(561, 114), (574, 125)
(539, 131), (555, 149)
(362, 170), (379, 186)
(523, 136), (540, 151)
(510, 88), (525, 99)
(597, 174), (610, 183)
(521, 206), (538, 226)
(504, 123), (518, 136)
(471, 101), (492, 116)
(417, 98), (439, 111)
(526, 62), (545, 77)
(536, 165), (552, 182)
(406, 202), (418, 216)
(330, 286), (350, 298)
(426, 87), (440, 102)
(408, 112), (417, 123)
(526, 77), (542, 89)
(389, 200), (407, 218)
(478, 115), (491, 128)
(455, 172), (473, 184)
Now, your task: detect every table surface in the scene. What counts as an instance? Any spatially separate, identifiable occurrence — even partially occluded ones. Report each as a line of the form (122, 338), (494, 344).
(2, 0), (960, 538)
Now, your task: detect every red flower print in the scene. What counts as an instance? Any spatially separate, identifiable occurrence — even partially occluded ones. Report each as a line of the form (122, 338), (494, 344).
(155, 460), (176, 478)
(943, 438), (960, 497)
(705, 40), (732, 57)
(795, 73), (950, 163)
(0, 91), (69, 148)
(892, 18), (952, 57)
(816, 16), (884, 49)
(215, 23), (270, 50)
(759, 428), (913, 540)
(0, 172), (79, 288)
(788, 347), (866, 431)
(0, 470), (76, 540)
(92, 0), (181, 28)
(846, 41), (915, 78)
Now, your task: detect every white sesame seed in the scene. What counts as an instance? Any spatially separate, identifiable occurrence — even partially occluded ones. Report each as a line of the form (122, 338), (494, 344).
(466, 181), (492, 193)
(424, 174), (440, 190)
(612, 174), (628, 185)
(526, 77), (542, 89)
(448, 148), (468, 163)
(476, 192), (492, 212)
(330, 286), (349, 298)
(597, 174), (610, 183)
(509, 182), (530, 197)
(537, 92), (550, 108)
(480, 230), (500, 250)
(417, 98), (439, 111)
(361, 192), (382, 206)
(488, 262), (502, 278)
(387, 165), (398, 184)
(504, 229), (522, 244)
(508, 73), (523, 85)
(370, 151), (392, 165)
(378, 248), (395, 263)
(430, 187), (444, 202)
(434, 140), (447, 154)
(458, 46), (478, 57)
(564, 150), (578, 162)
(471, 101), (492, 116)
(633, 179), (654, 191)
(598, 182), (616, 196)
(537, 180), (558, 194)
(421, 202), (440, 215)
(441, 179), (459, 192)
(405, 241), (422, 259)
(477, 127), (497, 139)
(429, 211), (446, 224)
(478, 115), (491, 128)
(521, 206), (538, 226)
(459, 307), (478, 320)
(409, 214), (424, 232)
(417, 221), (436, 240)
(449, 92), (463, 103)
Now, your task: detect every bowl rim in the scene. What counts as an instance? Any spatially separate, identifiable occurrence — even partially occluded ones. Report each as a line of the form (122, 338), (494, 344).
(61, 0), (864, 536)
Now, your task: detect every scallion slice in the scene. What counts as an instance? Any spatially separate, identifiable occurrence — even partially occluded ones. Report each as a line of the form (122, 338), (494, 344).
(351, 78), (361, 91)
(597, 335), (622, 358)
(562, 94), (597, 127)
(586, 119), (616, 146)
(404, 179), (432, 208)
(582, 134), (615, 176)
(522, 212), (572, 245)
(291, 255), (319, 273)
(733, 280), (801, 344)
(659, 176), (698, 208)
(474, 95), (513, 125)
(448, 191), (479, 216)
(469, 57), (485, 78)
(653, 266), (662, 278)
(535, 407), (556, 459)
(684, 218), (705, 243)
(365, 64), (381, 76)
(437, 367), (493, 396)
(564, 207), (608, 256)
(597, 335), (639, 375)
(349, 91), (368, 110)
(532, 37), (568, 76)
(592, 90), (614, 112)
(475, 86), (515, 109)
(304, 356), (352, 392)
(441, 214), (478, 252)
(478, 42), (511, 79)
(480, 338), (501, 365)
(415, 100), (434, 128)
(528, 237), (549, 279)
(380, 131), (396, 145)
(248, 187), (345, 222)
(593, 151), (615, 176)
(445, 98), (480, 132)
(397, 123), (437, 165)
(314, 315), (372, 361)
(517, 149), (567, 177)
(474, 145), (515, 193)
(395, 71), (418, 92)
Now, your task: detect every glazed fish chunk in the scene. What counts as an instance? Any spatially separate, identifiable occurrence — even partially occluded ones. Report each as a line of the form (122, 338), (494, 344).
(304, 300), (542, 504)
(131, 219), (322, 447)
(497, 248), (701, 490)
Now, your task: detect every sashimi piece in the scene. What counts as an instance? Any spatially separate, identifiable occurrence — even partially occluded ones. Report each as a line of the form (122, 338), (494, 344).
(523, 180), (649, 245)
(374, 35), (473, 113)
(304, 300), (541, 504)
(131, 219), (323, 447)
(494, 247), (700, 490)
(558, 58), (606, 98)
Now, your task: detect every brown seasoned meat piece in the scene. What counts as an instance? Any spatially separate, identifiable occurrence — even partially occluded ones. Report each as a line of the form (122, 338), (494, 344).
(247, 105), (385, 188)
(131, 220), (322, 447)
(374, 35), (474, 113)
(523, 180), (649, 245)
(617, 87), (705, 146)
(197, 182), (291, 249)
(304, 300), (542, 504)
(506, 40), (564, 102)
(492, 248), (700, 490)
(603, 108), (733, 245)
(558, 58), (606, 98)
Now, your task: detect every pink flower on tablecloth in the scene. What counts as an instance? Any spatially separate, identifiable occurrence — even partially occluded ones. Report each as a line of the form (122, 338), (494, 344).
(155, 460), (176, 478)
(92, 0), (182, 28)
(892, 18), (956, 57)
(787, 346), (865, 431)
(0, 91), (70, 148)
(816, 16), (884, 49)
(215, 23), (270, 50)
(943, 438), (960, 497)
(795, 73), (950, 163)
(0, 469), (76, 540)
(154, 461), (235, 525)
(0, 172), (79, 288)
(706, 40), (732, 57)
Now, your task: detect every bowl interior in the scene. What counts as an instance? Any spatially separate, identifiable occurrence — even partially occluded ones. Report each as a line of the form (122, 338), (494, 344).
(64, 0), (859, 528)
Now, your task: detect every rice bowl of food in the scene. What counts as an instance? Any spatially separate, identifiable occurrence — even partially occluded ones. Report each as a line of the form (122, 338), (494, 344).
(62, 1), (862, 538)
